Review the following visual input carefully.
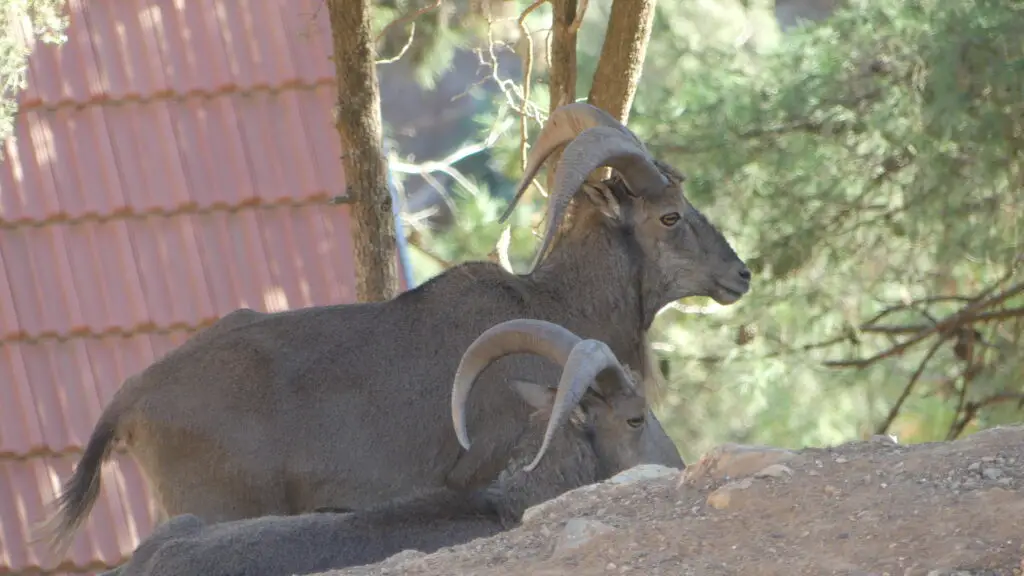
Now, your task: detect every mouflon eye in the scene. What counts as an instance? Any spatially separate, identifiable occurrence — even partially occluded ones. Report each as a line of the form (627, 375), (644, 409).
(659, 212), (681, 226)
(626, 415), (646, 428)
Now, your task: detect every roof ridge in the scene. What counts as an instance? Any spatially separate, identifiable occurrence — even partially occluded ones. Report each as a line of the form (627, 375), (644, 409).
(16, 77), (337, 115)
(0, 193), (341, 230)
(0, 319), (211, 347)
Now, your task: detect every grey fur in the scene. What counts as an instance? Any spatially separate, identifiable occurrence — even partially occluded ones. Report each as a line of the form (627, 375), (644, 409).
(43, 102), (750, 558)
(99, 336), (658, 576)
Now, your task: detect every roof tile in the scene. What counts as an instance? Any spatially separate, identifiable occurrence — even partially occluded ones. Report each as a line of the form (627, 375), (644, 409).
(74, 219), (151, 334)
(181, 94), (261, 208)
(20, 0), (337, 110)
(110, 0), (171, 101)
(1, 0), (410, 571)
(0, 334), (196, 456)
(301, 86), (348, 194)
(125, 215), (216, 329)
(0, 111), (63, 223)
(0, 454), (158, 573)
(0, 345), (45, 457)
(0, 250), (22, 340)
(1, 88), (352, 228)
(0, 206), (359, 454)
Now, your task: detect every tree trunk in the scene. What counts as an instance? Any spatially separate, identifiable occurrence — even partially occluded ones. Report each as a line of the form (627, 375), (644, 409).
(585, 0), (662, 395)
(548, 0), (579, 112)
(587, 0), (657, 124)
(545, 0), (579, 192)
(327, 0), (400, 302)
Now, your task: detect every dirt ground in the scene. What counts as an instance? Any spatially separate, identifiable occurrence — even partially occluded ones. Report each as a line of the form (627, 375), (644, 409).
(327, 425), (1024, 576)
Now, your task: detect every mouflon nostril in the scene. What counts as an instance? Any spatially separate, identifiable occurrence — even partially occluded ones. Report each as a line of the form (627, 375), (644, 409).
(737, 267), (751, 281)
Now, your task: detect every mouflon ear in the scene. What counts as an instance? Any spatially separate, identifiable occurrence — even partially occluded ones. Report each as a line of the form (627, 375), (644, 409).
(581, 180), (623, 221)
(510, 379), (557, 412)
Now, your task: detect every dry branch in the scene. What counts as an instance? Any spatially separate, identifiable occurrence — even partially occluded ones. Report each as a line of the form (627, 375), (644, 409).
(947, 392), (1024, 439)
(874, 335), (946, 435)
(515, 0), (547, 172)
(373, 0), (442, 64)
(387, 115), (515, 197)
(825, 278), (1024, 369)
(374, 0), (442, 44)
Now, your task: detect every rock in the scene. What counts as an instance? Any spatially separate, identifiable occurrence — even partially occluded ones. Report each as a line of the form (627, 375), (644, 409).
(524, 465), (674, 525)
(870, 434), (899, 445)
(522, 484), (600, 524)
(384, 549), (426, 565)
(982, 467), (1003, 480)
(555, 518), (616, 552)
(968, 462), (981, 472)
(755, 464), (794, 478)
(322, 424), (1024, 576)
(609, 464), (679, 485)
(707, 478), (754, 510)
(679, 443), (801, 487)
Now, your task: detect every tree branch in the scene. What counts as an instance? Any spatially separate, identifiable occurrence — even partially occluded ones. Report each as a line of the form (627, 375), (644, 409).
(385, 115), (515, 197)
(374, 0), (442, 44)
(947, 392), (1024, 440)
(474, 9), (547, 127)
(859, 307), (1024, 335)
(874, 335), (946, 435)
(516, 0), (547, 172)
(824, 279), (1024, 368)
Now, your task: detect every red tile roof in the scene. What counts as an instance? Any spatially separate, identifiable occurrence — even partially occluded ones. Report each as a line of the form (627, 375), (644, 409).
(0, 1), (409, 573)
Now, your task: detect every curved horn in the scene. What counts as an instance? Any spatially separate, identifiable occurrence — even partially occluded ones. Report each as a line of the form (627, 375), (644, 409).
(525, 126), (670, 273)
(498, 103), (642, 224)
(522, 338), (633, 472)
(451, 319), (584, 450)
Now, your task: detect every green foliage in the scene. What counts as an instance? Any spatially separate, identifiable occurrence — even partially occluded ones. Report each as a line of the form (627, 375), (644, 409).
(405, 176), (545, 281)
(632, 0), (1023, 459)
(371, 0), (529, 90)
(409, 0), (1024, 463)
(372, 0), (468, 89)
(0, 0), (67, 157)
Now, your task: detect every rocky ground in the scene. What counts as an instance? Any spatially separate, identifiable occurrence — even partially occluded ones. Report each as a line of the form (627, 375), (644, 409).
(326, 425), (1024, 576)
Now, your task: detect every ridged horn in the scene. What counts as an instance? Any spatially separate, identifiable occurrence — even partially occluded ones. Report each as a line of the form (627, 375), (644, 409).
(449, 318), (635, 473)
(525, 127), (669, 273)
(498, 103), (642, 224)
(451, 319), (582, 450)
(522, 337), (634, 472)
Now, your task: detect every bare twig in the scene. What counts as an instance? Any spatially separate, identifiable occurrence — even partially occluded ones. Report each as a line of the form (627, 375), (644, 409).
(862, 295), (976, 327)
(375, 0), (442, 43)
(568, 0), (588, 33)
(824, 279), (1024, 368)
(406, 234), (454, 269)
(947, 392), (1024, 440)
(376, 23), (418, 64)
(859, 307), (1024, 335)
(875, 335), (946, 435)
(493, 224), (514, 273)
(373, 0), (442, 64)
(476, 17), (546, 124)
(516, 0), (547, 171)
(388, 115), (515, 196)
